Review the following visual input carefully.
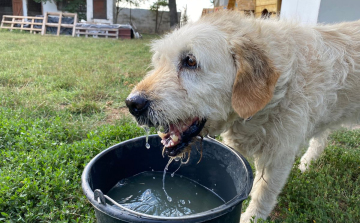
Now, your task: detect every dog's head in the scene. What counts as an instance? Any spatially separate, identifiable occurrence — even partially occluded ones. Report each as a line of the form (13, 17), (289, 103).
(125, 14), (280, 156)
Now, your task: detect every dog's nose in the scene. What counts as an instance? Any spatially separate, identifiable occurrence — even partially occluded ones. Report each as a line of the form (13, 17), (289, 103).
(125, 94), (149, 117)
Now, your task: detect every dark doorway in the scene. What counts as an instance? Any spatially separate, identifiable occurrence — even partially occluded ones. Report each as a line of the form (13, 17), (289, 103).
(93, 0), (106, 19)
(261, 9), (269, 19)
(27, 0), (42, 16)
(0, 0), (13, 19)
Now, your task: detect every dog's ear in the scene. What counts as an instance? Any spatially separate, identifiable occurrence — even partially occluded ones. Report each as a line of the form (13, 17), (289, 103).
(230, 38), (280, 119)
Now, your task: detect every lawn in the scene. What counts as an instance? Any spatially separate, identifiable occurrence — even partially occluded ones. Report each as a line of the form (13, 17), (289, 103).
(0, 30), (359, 223)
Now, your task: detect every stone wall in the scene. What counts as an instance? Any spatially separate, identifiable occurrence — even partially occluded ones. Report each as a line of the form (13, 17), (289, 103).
(116, 8), (180, 34)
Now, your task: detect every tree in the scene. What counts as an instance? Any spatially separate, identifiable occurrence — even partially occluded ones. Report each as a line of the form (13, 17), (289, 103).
(34, 0), (86, 20)
(168, 0), (178, 28)
(115, 0), (144, 24)
(150, 0), (168, 34)
(180, 5), (188, 27)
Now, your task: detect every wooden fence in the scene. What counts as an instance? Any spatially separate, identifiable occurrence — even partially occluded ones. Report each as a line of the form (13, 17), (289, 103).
(1, 12), (77, 36)
(0, 15), (44, 33)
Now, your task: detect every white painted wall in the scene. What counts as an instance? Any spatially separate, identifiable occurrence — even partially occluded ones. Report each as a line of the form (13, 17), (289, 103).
(87, 0), (114, 24)
(280, 0), (321, 25)
(116, 8), (181, 34)
(22, 0), (27, 16)
(214, 0), (228, 7)
(318, 0), (360, 24)
(42, 1), (60, 14)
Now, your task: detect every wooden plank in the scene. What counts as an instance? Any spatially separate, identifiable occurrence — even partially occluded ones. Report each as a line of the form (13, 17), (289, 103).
(56, 12), (63, 36)
(45, 23), (76, 28)
(60, 24), (76, 28)
(3, 15), (43, 20)
(2, 21), (43, 25)
(3, 27), (41, 31)
(46, 12), (77, 17)
(20, 18), (24, 32)
(41, 12), (48, 35)
(1, 16), (4, 28)
(72, 13), (77, 37)
(30, 18), (34, 34)
(75, 31), (118, 37)
(11, 17), (15, 30)
(75, 27), (119, 31)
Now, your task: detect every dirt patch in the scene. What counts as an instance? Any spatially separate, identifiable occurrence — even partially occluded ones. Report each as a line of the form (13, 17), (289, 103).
(105, 106), (130, 124)
(351, 125), (360, 130)
(345, 124), (360, 130)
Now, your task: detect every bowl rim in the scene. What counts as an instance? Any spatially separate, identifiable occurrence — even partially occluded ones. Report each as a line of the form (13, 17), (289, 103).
(81, 135), (253, 222)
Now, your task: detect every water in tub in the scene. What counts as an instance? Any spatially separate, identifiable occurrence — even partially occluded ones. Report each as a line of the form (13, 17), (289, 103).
(106, 161), (225, 217)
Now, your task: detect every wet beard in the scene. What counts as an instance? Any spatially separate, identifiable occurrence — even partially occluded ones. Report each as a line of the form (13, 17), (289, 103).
(158, 118), (207, 157)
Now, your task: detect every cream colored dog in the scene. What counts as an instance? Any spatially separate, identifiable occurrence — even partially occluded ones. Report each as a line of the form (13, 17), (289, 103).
(125, 11), (360, 222)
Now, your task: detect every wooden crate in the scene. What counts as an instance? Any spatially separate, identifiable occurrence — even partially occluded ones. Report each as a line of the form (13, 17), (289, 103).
(0, 15), (44, 33)
(41, 12), (78, 36)
(119, 28), (131, 39)
(75, 27), (119, 39)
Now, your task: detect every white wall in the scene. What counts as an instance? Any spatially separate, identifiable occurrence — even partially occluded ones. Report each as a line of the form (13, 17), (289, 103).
(318, 0), (360, 24)
(280, 0), (321, 25)
(22, 0), (27, 16)
(42, 1), (60, 14)
(116, 8), (180, 34)
(214, 0), (228, 7)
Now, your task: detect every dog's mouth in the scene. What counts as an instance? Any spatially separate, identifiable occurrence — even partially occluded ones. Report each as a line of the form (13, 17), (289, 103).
(157, 117), (206, 157)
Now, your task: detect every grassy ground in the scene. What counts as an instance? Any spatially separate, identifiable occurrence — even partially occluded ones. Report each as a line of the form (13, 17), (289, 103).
(0, 30), (359, 223)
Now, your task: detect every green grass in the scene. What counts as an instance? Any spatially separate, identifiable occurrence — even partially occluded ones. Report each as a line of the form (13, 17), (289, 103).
(0, 31), (359, 222)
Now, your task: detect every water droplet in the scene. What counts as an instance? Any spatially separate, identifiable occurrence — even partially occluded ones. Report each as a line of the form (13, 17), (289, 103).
(171, 173), (174, 177)
(163, 159), (173, 203)
(214, 184), (217, 186)
(195, 193), (197, 195)
(142, 126), (150, 149)
(153, 177), (155, 179)
(151, 169), (154, 171)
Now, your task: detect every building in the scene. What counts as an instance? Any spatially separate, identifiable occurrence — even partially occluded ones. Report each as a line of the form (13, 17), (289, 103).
(281, 0), (360, 25)
(0, 0), (42, 18)
(203, 0), (282, 18)
(86, 0), (115, 24)
(0, 0), (84, 19)
(206, 0), (360, 24)
(255, 0), (282, 18)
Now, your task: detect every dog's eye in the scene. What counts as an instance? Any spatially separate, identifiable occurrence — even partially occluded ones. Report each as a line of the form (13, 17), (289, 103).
(183, 55), (197, 69)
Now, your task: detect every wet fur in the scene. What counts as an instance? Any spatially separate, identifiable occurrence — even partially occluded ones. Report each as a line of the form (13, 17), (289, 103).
(129, 11), (360, 222)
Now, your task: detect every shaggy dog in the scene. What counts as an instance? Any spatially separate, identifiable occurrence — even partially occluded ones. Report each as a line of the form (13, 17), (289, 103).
(125, 11), (360, 222)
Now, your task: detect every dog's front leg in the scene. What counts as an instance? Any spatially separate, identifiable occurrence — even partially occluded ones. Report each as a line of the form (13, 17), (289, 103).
(240, 152), (296, 223)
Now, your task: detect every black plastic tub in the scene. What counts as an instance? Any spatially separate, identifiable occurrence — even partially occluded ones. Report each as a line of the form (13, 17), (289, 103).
(82, 135), (253, 223)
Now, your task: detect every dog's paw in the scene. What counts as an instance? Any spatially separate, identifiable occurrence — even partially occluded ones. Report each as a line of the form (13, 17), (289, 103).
(240, 212), (258, 223)
(299, 157), (310, 172)
(298, 161), (308, 172)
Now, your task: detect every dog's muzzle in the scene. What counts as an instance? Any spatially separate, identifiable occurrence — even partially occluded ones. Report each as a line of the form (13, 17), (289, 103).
(125, 93), (150, 118)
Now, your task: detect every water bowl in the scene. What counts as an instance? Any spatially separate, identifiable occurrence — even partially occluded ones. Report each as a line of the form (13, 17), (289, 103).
(82, 135), (253, 223)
